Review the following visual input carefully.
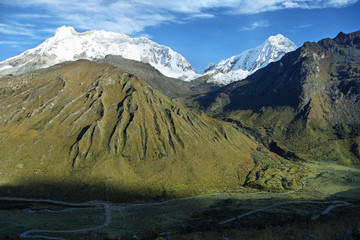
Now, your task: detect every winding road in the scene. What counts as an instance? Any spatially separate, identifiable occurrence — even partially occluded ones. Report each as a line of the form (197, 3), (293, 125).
(0, 197), (110, 240)
(0, 181), (352, 239)
(219, 200), (351, 225)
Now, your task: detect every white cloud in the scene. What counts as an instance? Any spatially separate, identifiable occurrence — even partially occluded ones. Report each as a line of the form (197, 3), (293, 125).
(1, 0), (358, 36)
(0, 23), (36, 37)
(11, 14), (51, 19)
(239, 20), (269, 31)
(0, 40), (33, 49)
(0, 41), (21, 45)
(191, 13), (216, 19)
(297, 24), (313, 28)
(229, 0), (359, 14)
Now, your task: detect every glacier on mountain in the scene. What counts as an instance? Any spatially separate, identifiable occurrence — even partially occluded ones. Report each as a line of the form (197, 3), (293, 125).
(0, 26), (199, 80)
(0, 27), (297, 85)
(204, 34), (297, 85)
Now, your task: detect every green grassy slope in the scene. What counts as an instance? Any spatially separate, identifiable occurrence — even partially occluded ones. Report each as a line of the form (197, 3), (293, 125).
(196, 31), (360, 164)
(0, 60), (306, 201)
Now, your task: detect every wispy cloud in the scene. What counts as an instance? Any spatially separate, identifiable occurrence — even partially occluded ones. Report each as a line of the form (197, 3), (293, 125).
(296, 24), (313, 29)
(239, 20), (269, 31)
(11, 13), (51, 19)
(0, 0), (358, 37)
(229, 0), (359, 14)
(0, 40), (33, 49)
(0, 23), (36, 37)
(191, 13), (215, 19)
(288, 23), (314, 33)
(0, 41), (22, 45)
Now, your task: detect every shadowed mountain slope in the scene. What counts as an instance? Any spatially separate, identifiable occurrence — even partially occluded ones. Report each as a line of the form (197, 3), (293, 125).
(197, 30), (360, 164)
(0, 60), (306, 201)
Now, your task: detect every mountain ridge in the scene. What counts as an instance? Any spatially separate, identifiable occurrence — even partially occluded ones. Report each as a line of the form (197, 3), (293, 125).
(0, 26), (199, 80)
(197, 30), (360, 163)
(97, 55), (220, 98)
(1, 28), (358, 202)
(203, 34), (297, 85)
(0, 27), (297, 86)
(0, 59), (306, 201)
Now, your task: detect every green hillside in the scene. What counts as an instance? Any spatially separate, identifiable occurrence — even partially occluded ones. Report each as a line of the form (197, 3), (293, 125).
(0, 60), (305, 201)
(197, 31), (360, 165)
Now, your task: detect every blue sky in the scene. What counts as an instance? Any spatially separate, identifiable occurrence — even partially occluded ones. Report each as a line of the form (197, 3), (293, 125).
(0, 0), (359, 71)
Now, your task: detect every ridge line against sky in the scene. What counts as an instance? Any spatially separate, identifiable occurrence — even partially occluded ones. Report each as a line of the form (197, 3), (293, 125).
(0, 0), (360, 70)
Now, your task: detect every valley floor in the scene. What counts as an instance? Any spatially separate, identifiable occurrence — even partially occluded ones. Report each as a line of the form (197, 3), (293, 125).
(1, 162), (360, 240)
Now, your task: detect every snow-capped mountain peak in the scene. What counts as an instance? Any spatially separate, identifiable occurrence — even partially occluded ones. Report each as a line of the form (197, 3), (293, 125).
(0, 26), (199, 80)
(204, 34), (297, 85)
(203, 62), (216, 73)
(53, 26), (77, 38)
(267, 34), (289, 44)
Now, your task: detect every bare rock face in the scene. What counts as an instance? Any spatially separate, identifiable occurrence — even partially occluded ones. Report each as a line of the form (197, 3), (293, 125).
(197, 30), (360, 164)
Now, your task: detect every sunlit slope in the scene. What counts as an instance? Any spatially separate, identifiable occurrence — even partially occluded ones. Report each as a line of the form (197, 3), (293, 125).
(0, 60), (306, 200)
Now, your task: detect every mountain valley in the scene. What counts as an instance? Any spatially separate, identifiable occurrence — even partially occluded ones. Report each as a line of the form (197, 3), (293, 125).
(0, 59), (309, 202)
(0, 28), (360, 240)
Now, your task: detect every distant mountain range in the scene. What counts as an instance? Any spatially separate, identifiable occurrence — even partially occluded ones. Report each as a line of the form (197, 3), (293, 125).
(0, 26), (199, 80)
(0, 26), (297, 85)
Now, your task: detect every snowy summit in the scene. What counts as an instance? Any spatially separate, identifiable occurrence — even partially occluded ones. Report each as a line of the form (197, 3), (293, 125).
(0, 26), (199, 80)
(204, 34), (297, 85)
(0, 27), (297, 85)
